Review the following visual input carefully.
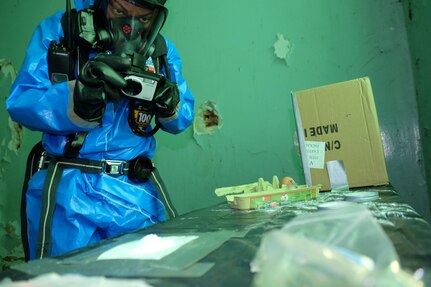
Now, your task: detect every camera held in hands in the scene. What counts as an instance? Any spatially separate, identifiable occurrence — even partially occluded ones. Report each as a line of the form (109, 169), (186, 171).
(119, 52), (164, 137)
(121, 69), (160, 102)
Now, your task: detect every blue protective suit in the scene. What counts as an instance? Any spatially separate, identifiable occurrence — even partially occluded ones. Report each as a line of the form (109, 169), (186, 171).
(6, 0), (194, 260)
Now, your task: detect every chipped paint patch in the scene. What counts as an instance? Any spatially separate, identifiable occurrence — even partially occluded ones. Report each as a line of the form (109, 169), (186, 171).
(0, 58), (16, 86)
(8, 118), (23, 154)
(193, 101), (223, 135)
(273, 33), (292, 64)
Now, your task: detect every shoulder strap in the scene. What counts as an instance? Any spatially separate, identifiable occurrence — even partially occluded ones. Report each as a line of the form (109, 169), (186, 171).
(152, 34), (168, 59)
(64, 132), (88, 157)
(151, 34), (171, 80)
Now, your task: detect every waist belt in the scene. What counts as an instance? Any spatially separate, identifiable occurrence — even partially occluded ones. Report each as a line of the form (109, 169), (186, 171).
(39, 153), (130, 175)
(35, 153), (178, 259)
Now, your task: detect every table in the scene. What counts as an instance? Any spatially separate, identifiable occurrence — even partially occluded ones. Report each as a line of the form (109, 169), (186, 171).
(2, 186), (431, 286)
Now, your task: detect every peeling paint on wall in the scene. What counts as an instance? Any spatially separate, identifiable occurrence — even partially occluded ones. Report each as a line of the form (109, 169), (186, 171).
(193, 101), (223, 135)
(273, 33), (293, 65)
(0, 220), (24, 270)
(0, 58), (16, 87)
(0, 59), (25, 266)
(0, 58), (22, 156)
(8, 118), (23, 154)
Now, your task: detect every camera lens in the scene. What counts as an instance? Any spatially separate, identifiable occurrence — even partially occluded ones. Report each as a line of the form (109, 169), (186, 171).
(122, 78), (142, 97)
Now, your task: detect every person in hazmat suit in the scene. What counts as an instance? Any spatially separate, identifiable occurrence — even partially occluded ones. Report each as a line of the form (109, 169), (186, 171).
(6, 0), (194, 261)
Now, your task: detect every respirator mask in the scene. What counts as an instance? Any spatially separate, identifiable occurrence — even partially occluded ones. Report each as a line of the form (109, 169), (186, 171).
(103, 0), (167, 55)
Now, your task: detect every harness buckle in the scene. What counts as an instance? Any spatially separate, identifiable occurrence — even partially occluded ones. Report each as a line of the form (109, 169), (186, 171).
(37, 151), (47, 172)
(102, 160), (126, 175)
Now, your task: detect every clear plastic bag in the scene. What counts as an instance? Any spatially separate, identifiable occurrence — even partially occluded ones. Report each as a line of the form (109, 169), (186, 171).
(251, 205), (423, 287)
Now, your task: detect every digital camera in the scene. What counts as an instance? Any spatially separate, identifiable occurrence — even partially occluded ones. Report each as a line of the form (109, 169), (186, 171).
(121, 69), (160, 102)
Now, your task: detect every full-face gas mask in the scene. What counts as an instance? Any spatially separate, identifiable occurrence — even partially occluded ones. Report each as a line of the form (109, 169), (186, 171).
(100, 0), (168, 58)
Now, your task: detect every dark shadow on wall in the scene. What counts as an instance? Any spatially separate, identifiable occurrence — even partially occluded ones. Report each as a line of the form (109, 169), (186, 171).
(401, 0), (431, 220)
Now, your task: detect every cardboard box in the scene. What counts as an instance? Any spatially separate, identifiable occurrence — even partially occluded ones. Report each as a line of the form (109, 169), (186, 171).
(292, 77), (388, 191)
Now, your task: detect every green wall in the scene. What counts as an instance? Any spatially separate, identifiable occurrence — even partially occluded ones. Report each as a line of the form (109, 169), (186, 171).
(159, 0), (430, 220)
(1, 0), (430, 260)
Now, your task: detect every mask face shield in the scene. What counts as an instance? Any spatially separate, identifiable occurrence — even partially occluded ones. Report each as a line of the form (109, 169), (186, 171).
(104, 0), (167, 58)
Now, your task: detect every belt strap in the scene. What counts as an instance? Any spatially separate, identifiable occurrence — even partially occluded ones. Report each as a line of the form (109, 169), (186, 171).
(150, 167), (178, 220)
(36, 154), (177, 259)
(40, 154), (130, 175)
(37, 157), (64, 259)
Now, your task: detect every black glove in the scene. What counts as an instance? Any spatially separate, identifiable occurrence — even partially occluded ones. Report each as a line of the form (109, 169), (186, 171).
(153, 77), (180, 119)
(73, 54), (131, 122)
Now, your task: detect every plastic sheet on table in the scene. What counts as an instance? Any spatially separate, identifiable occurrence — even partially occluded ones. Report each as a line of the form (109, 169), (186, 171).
(250, 204), (424, 287)
(0, 272), (154, 287)
(11, 230), (245, 278)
